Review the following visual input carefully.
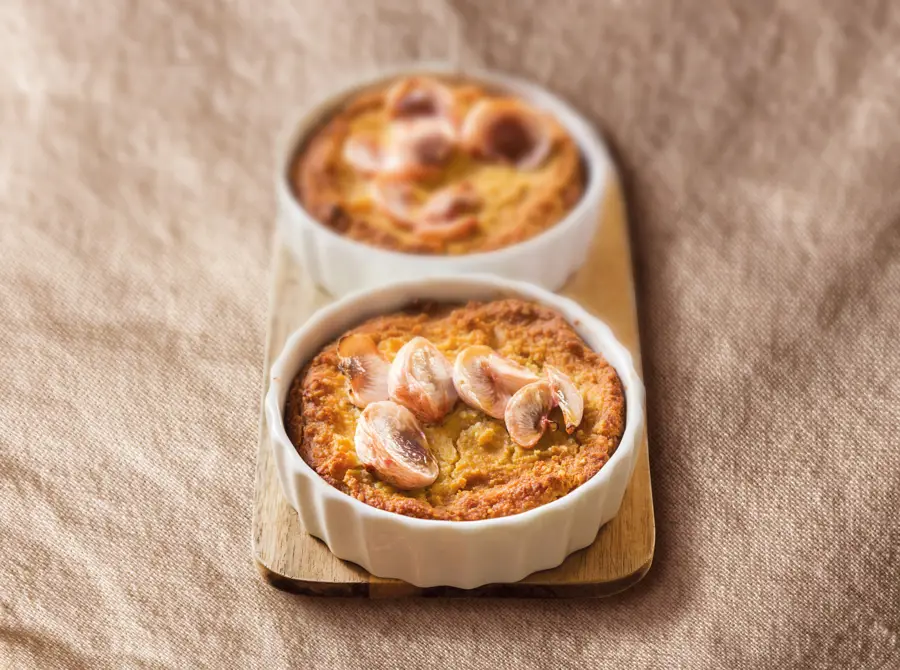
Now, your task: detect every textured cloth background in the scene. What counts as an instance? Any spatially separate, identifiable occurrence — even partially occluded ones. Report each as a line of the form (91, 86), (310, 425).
(1, 1), (898, 668)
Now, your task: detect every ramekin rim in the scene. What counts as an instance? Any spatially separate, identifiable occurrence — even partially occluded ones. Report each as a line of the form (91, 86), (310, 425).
(264, 274), (646, 531)
(276, 62), (612, 264)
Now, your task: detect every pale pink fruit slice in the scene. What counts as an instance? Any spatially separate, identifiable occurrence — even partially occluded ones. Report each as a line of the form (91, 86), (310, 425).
(461, 99), (553, 170)
(453, 345), (539, 419)
(355, 401), (438, 489)
(413, 181), (482, 242)
(384, 76), (457, 123)
(344, 116), (454, 180)
(369, 178), (419, 228)
(342, 134), (383, 174)
(545, 365), (584, 434)
(380, 117), (456, 178)
(504, 380), (556, 448)
(418, 181), (482, 223)
(371, 180), (482, 241)
(337, 333), (390, 408)
(388, 337), (457, 424)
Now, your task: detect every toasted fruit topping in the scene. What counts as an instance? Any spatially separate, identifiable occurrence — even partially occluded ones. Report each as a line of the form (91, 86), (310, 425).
(504, 380), (556, 448)
(355, 401), (438, 489)
(453, 346), (540, 419)
(461, 99), (553, 170)
(343, 117), (454, 181)
(546, 365), (584, 434)
(369, 178), (419, 228)
(342, 134), (383, 174)
(337, 334), (390, 408)
(419, 181), (482, 223)
(370, 180), (482, 241)
(412, 182), (483, 241)
(381, 117), (456, 178)
(388, 337), (458, 423)
(385, 76), (457, 123)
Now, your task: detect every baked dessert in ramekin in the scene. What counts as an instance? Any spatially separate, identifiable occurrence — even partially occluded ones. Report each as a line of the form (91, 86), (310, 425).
(277, 66), (612, 297)
(292, 75), (584, 255)
(284, 299), (626, 521)
(266, 276), (645, 588)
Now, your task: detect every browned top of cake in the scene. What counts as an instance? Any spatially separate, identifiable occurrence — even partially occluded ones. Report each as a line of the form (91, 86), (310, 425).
(284, 299), (626, 521)
(290, 76), (585, 255)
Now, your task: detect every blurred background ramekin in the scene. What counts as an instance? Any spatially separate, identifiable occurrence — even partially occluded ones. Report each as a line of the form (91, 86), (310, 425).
(277, 65), (613, 297)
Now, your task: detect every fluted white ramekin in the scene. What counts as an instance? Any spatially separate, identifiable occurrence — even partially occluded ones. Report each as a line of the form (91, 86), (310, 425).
(265, 275), (645, 589)
(277, 65), (612, 297)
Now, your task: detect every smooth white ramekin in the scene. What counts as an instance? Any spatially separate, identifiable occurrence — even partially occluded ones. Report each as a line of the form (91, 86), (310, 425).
(277, 65), (612, 297)
(265, 275), (645, 589)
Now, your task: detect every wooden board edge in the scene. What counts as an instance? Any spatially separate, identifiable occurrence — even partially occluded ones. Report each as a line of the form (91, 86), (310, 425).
(250, 234), (281, 562)
(252, 550), (653, 599)
(254, 557), (370, 597)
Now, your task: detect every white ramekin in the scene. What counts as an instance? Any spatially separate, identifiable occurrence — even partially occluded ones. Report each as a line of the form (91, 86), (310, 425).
(265, 275), (645, 589)
(277, 65), (612, 297)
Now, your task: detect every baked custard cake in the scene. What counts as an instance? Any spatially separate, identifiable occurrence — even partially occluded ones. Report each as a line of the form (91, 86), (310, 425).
(291, 76), (585, 255)
(284, 299), (626, 521)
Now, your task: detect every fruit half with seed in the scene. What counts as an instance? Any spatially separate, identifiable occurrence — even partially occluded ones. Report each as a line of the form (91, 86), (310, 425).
(545, 365), (584, 434)
(354, 401), (439, 489)
(461, 99), (554, 170)
(337, 333), (390, 408)
(343, 116), (455, 181)
(342, 134), (383, 175)
(453, 345), (539, 419)
(384, 76), (458, 124)
(504, 380), (557, 448)
(388, 337), (458, 424)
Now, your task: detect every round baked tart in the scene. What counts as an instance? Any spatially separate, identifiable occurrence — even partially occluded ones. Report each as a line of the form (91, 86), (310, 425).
(294, 74), (582, 255)
(286, 299), (624, 521)
(266, 276), (645, 588)
(277, 66), (612, 296)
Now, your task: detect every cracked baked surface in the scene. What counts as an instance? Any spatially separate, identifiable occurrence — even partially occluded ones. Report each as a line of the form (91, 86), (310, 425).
(284, 299), (626, 521)
(290, 78), (585, 255)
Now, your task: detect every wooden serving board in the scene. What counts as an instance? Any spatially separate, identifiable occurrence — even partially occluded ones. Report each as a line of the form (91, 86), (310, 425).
(252, 178), (654, 597)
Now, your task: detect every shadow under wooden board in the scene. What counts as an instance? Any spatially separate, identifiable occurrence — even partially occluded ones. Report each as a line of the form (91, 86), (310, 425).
(252, 178), (655, 598)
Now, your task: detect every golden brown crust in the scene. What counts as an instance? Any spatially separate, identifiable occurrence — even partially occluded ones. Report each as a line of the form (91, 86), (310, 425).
(290, 79), (585, 255)
(284, 299), (626, 521)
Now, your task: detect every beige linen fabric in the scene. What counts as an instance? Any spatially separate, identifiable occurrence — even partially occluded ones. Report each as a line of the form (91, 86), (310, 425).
(1, 1), (898, 668)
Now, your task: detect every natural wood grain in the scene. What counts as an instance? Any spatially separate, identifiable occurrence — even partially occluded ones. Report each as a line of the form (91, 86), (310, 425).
(252, 178), (654, 597)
